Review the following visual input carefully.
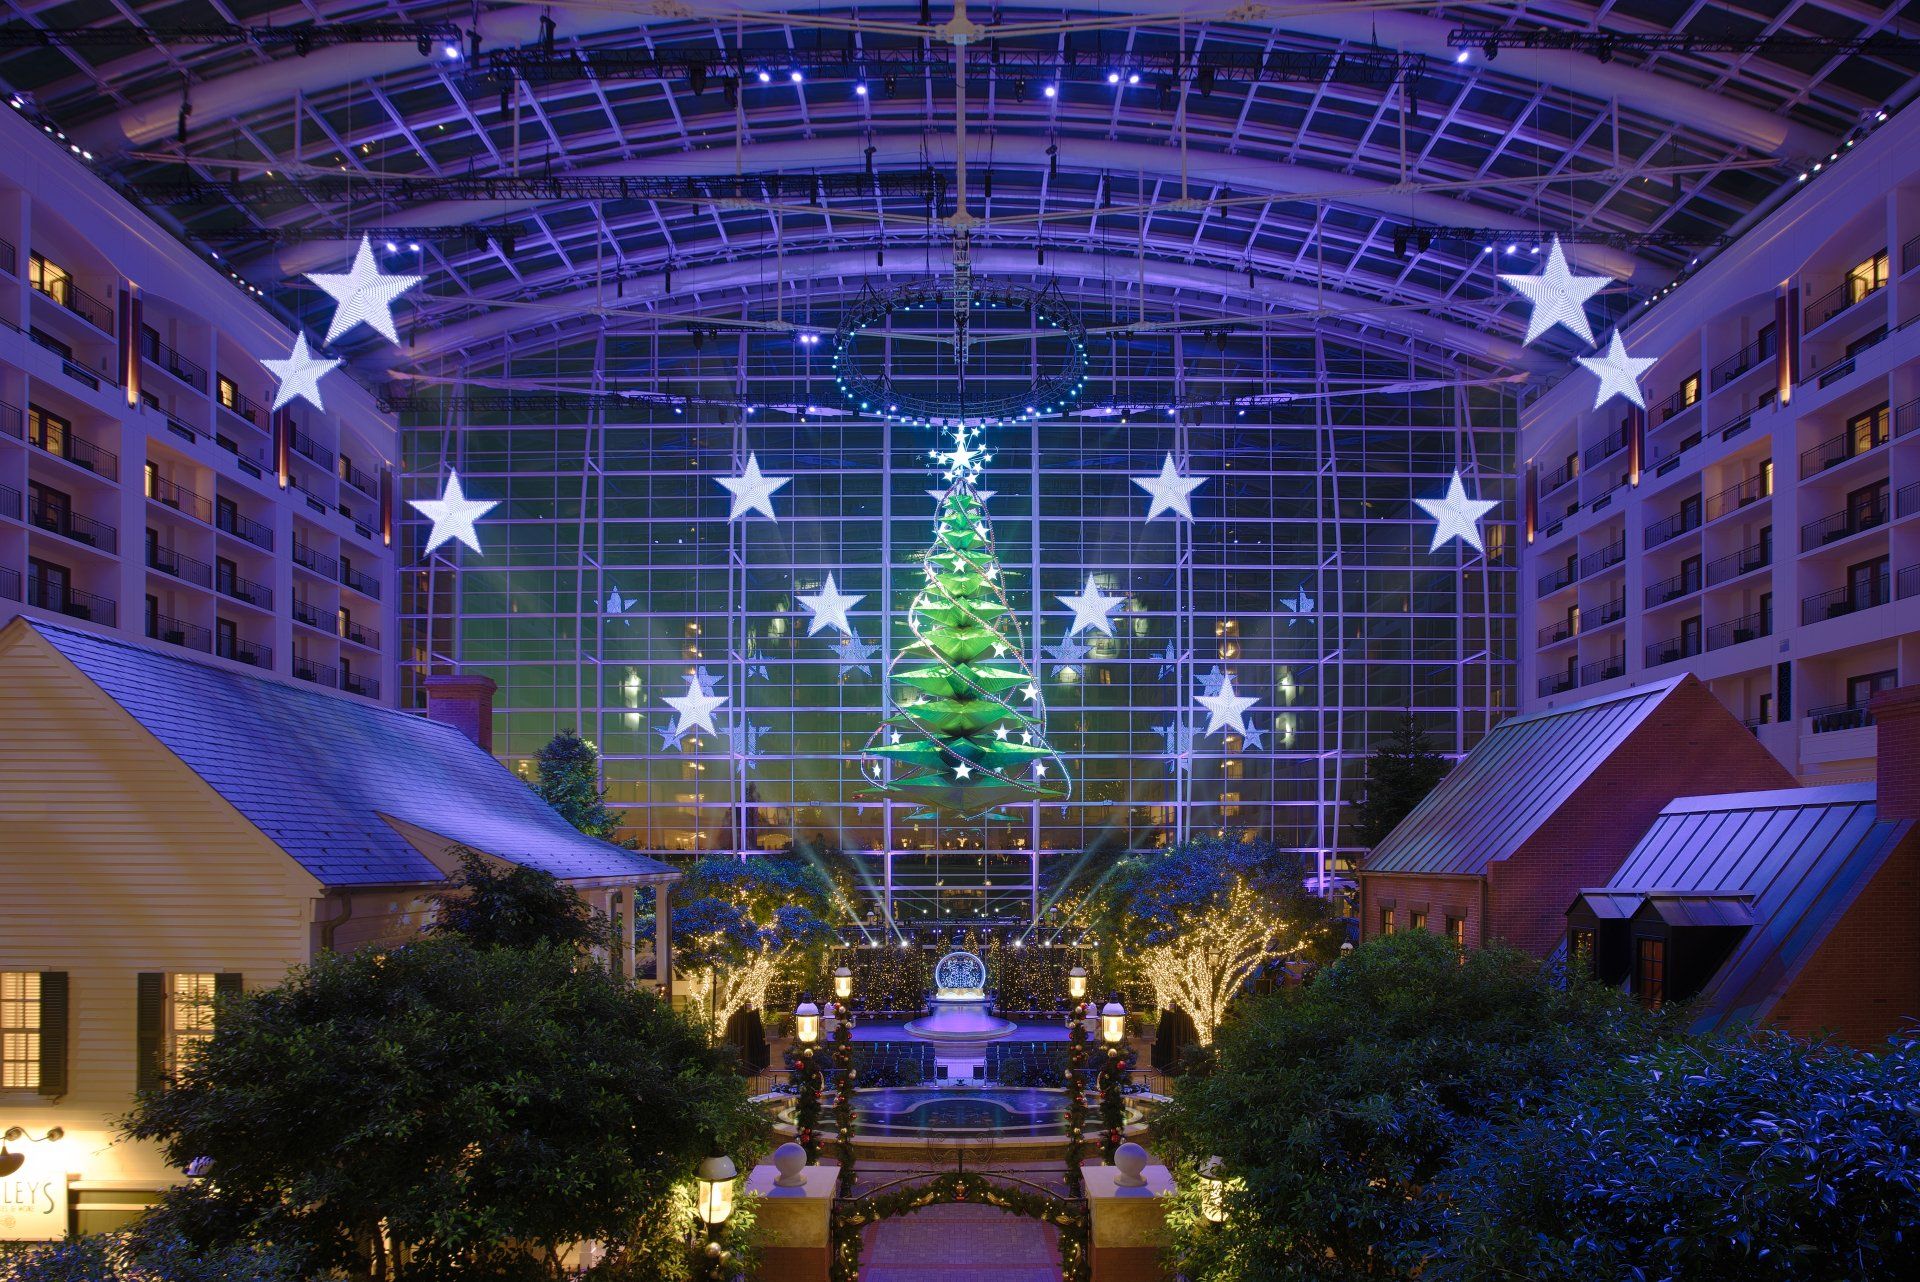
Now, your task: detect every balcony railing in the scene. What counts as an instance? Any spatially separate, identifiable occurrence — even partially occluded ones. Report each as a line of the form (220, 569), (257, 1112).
(1706, 474), (1770, 522)
(1577, 654), (1626, 686)
(1657, 382), (1701, 423)
(290, 426), (334, 469)
(147, 542), (213, 588)
(342, 670), (380, 699)
(217, 386), (264, 426)
(1706, 540), (1772, 586)
(218, 571), (274, 610)
(1808, 702), (1874, 735)
(1578, 538), (1627, 579)
(1582, 426), (1628, 468)
(1902, 564), (1920, 601)
(27, 577), (116, 626)
(1537, 559), (1576, 595)
(215, 432), (271, 478)
(32, 273), (114, 334)
(339, 459), (377, 497)
(149, 475), (214, 525)
(1537, 618), (1576, 646)
(0, 398), (20, 440)
(339, 618), (381, 649)
(293, 656), (338, 688)
(340, 564), (380, 599)
(28, 422), (119, 480)
(29, 497), (117, 553)
(1538, 670), (1577, 698)
(1706, 610), (1772, 651)
(1540, 458), (1578, 494)
(1800, 573), (1891, 625)
(0, 566), (17, 604)
(139, 329), (208, 392)
(1645, 504), (1701, 547)
(1644, 633), (1703, 668)
(1590, 594), (1627, 627)
(0, 235), (13, 276)
(1899, 396), (1920, 439)
(0, 482), (18, 522)
(1645, 568), (1702, 608)
(291, 597), (328, 630)
(1711, 330), (1778, 388)
(215, 504), (275, 550)
(1800, 497), (1888, 551)
(216, 632), (273, 667)
(1804, 273), (1884, 330)
(147, 611), (212, 653)
(1800, 418), (1890, 476)
(293, 539), (340, 579)
(1810, 327), (1886, 389)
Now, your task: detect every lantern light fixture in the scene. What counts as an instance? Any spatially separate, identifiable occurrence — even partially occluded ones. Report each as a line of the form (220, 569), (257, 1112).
(834, 966), (853, 1001)
(794, 997), (821, 1046)
(1068, 965), (1088, 1000)
(695, 1151), (738, 1227)
(1100, 994), (1126, 1046)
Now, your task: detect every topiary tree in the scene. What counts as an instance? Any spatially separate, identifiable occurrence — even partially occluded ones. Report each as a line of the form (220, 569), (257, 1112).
(428, 845), (608, 954)
(122, 938), (764, 1281)
(1154, 930), (1671, 1282)
(1413, 1031), (1920, 1282)
(1348, 711), (1452, 850)
(674, 855), (839, 1041)
(530, 728), (620, 840)
(1082, 838), (1340, 1047)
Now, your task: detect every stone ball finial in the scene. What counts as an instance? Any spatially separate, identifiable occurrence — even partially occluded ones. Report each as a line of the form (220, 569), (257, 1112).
(1113, 1141), (1150, 1187)
(772, 1142), (809, 1187)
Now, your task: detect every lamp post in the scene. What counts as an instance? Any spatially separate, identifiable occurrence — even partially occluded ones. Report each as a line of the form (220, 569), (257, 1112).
(1197, 1155), (1228, 1226)
(834, 964), (854, 1002)
(1067, 964), (1087, 1001)
(1063, 975), (1090, 1196)
(693, 1149), (737, 1281)
(832, 973), (857, 1197)
(1097, 992), (1128, 1163)
(793, 997), (823, 1163)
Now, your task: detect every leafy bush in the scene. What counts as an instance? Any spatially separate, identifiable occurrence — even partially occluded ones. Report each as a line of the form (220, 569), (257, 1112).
(0, 1234), (307, 1282)
(1156, 930), (1670, 1281)
(1414, 1031), (1920, 1282)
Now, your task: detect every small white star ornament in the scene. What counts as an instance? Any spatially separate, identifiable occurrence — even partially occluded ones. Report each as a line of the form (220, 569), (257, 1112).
(717, 454), (792, 521)
(663, 673), (728, 736)
(1131, 453), (1206, 521)
(1577, 331), (1657, 410)
(1416, 471), (1499, 555)
(263, 332), (340, 412)
(409, 471), (497, 556)
(1499, 237), (1609, 346)
(1197, 674), (1260, 737)
(798, 574), (863, 636)
(1058, 575), (1125, 637)
(306, 236), (422, 345)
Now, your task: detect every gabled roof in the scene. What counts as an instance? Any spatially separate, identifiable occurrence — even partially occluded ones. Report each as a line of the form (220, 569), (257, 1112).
(1586, 783), (1911, 1030)
(18, 619), (674, 889)
(1362, 677), (1690, 877)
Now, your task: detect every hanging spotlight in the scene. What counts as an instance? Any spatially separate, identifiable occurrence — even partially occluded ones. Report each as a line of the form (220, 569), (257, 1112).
(855, 82), (868, 96)
(1392, 228), (1408, 257)
(1043, 84), (1058, 99)
(757, 70), (771, 83)
(1047, 142), (1059, 178)
(1482, 38), (1498, 59)
(790, 70), (805, 83)
(865, 143), (876, 174)
(417, 35), (431, 57)
(723, 77), (738, 106)
(539, 14), (556, 55)
(689, 62), (708, 96)
(468, 28), (482, 61)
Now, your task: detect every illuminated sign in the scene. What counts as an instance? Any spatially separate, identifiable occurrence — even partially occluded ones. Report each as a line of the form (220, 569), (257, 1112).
(0, 1157), (68, 1242)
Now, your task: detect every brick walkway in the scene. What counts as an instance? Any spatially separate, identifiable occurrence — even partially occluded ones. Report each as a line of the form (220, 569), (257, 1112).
(859, 1203), (1061, 1281)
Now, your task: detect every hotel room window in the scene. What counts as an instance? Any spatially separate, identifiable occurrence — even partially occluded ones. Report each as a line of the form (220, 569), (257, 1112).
(1, 972), (41, 1089)
(1447, 916), (1466, 949)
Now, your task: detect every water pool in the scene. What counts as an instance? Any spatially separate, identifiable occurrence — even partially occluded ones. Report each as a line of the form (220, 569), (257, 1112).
(800, 1087), (1108, 1139)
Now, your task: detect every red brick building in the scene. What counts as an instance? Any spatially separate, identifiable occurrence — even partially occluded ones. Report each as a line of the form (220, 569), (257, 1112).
(1358, 674), (1793, 957)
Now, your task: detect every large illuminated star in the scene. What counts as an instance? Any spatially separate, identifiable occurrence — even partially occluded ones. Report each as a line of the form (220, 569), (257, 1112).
(262, 332), (340, 412)
(1131, 453), (1206, 521)
(1280, 584), (1315, 618)
(798, 573), (863, 636)
(306, 236), (421, 345)
(717, 454), (791, 521)
(1499, 238), (1608, 346)
(663, 673), (728, 736)
(1576, 331), (1657, 410)
(1415, 471), (1499, 555)
(1057, 575), (1125, 637)
(408, 471), (497, 556)
(835, 633), (879, 676)
(1197, 674), (1260, 737)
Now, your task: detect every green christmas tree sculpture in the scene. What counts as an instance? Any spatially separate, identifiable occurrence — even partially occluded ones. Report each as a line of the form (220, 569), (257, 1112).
(863, 428), (1070, 820)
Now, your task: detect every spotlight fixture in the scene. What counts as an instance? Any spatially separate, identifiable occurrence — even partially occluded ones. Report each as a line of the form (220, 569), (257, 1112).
(757, 70), (771, 83)
(1456, 47), (1471, 63)
(443, 44), (460, 60)
(855, 82), (868, 96)
(539, 14), (556, 55)
(1044, 84), (1057, 98)
(689, 63), (708, 95)
(1107, 71), (1120, 84)
(417, 34), (430, 57)
(1482, 38), (1499, 59)
(790, 70), (804, 83)
(1128, 72), (1141, 85)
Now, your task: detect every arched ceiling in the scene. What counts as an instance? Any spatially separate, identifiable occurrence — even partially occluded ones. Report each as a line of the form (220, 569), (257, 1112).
(3, 0), (1915, 391)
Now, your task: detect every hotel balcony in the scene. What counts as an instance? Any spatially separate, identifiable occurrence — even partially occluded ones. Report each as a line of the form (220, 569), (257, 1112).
(145, 609), (212, 654)
(214, 631), (272, 668)
(1799, 496), (1888, 552)
(29, 495), (117, 554)
(26, 576), (115, 626)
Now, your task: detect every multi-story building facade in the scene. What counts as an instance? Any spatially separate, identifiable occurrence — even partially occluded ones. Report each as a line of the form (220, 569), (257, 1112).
(0, 107), (399, 701)
(1520, 101), (1920, 785)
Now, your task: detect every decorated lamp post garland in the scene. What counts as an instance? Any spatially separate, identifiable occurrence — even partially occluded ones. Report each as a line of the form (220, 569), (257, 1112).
(1097, 993), (1129, 1163)
(831, 967), (857, 1197)
(1064, 999), (1090, 1195)
(792, 996), (824, 1163)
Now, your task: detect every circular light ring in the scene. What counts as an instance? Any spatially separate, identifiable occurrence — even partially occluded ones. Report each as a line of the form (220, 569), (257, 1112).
(832, 279), (1090, 425)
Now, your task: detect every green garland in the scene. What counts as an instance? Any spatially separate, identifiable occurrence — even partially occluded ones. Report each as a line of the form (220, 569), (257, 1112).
(833, 1002), (857, 1197)
(830, 1172), (1089, 1282)
(1097, 1044), (1131, 1163)
(1064, 1006), (1089, 1196)
(793, 1044), (824, 1163)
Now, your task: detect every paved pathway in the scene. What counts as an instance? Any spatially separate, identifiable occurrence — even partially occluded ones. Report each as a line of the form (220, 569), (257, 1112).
(859, 1203), (1061, 1281)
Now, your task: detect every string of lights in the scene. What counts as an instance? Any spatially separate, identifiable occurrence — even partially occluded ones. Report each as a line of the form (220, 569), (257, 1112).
(0, 21), (461, 50)
(130, 171), (945, 205)
(1447, 26), (1920, 62)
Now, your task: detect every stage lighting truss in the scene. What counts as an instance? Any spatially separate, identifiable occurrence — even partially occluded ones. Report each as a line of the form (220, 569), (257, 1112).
(831, 279), (1090, 428)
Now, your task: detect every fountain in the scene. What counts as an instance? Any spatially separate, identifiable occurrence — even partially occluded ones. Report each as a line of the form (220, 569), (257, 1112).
(903, 949), (1016, 1056)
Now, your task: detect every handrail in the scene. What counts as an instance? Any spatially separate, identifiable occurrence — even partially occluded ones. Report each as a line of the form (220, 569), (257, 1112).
(139, 328), (208, 391)
(215, 504), (275, 550)
(1705, 540), (1771, 586)
(1582, 426), (1628, 468)
(293, 656), (338, 688)
(1799, 411), (1890, 476)
(1803, 272), (1884, 330)
(1704, 473), (1768, 521)
(1577, 654), (1625, 686)
(216, 632), (273, 667)
(148, 611), (212, 653)
(27, 578), (115, 625)
(1799, 497), (1887, 551)
(1800, 574), (1890, 625)
(1711, 330), (1778, 388)
(1706, 610), (1772, 651)
(147, 543), (213, 588)
(1644, 633), (1702, 667)
(1645, 503), (1701, 546)
(29, 496), (117, 553)
(1578, 538), (1626, 578)
(150, 475), (214, 525)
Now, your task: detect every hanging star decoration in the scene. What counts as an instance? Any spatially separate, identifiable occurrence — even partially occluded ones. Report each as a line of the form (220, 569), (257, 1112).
(1058, 575), (1125, 637)
(306, 235), (422, 345)
(1416, 470), (1499, 556)
(717, 453), (792, 521)
(1577, 330), (1658, 410)
(655, 721), (689, 752)
(663, 672), (728, 736)
(1132, 453), (1207, 521)
(1044, 636), (1090, 679)
(747, 662), (772, 682)
(1280, 584), (1315, 621)
(1499, 237), (1609, 346)
(835, 633), (880, 676)
(604, 586), (636, 621)
(690, 666), (726, 696)
(408, 471), (497, 556)
(263, 332), (340, 412)
(1196, 665), (1231, 698)
(728, 721), (770, 768)
(1154, 642), (1180, 679)
(1197, 673), (1260, 737)
(1240, 719), (1267, 751)
(798, 573), (864, 636)
(1154, 720), (1197, 774)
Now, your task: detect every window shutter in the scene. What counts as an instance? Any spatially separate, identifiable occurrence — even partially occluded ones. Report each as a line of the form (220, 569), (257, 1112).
(135, 972), (165, 1093)
(37, 972), (68, 1097)
(214, 973), (242, 1000)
